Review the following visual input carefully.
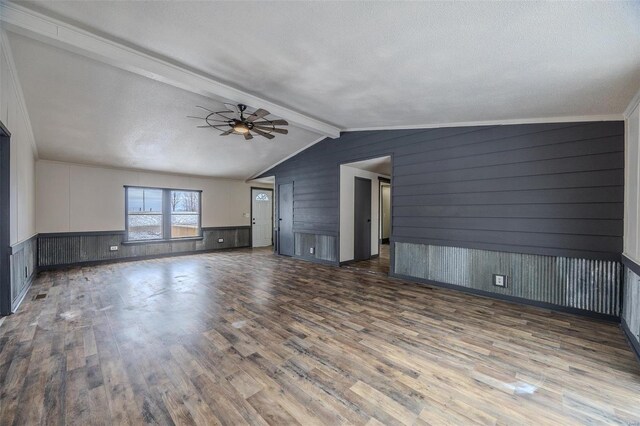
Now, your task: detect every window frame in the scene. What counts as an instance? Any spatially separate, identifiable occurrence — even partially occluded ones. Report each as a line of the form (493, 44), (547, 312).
(124, 185), (203, 244)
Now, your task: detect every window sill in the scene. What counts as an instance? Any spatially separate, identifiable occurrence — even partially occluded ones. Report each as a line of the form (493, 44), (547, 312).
(122, 236), (203, 246)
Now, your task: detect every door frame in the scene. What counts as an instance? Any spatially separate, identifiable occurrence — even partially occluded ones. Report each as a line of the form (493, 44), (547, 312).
(0, 121), (11, 316)
(250, 186), (273, 247)
(337, 154), (394, 265)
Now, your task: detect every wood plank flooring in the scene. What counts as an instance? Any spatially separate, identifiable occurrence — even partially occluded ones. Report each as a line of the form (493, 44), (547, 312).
(349, 244), (390, 275)
(1, 247), (639, 425)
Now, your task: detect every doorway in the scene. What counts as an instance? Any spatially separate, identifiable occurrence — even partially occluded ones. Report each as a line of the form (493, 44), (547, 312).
(251, 187), (273, 247)
(278, 182), (294, 256)
(0, 122), (10, 316)
(339, 155), (391, 275)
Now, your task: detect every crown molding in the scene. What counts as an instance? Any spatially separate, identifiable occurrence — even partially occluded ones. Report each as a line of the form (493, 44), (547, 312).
(343, 114), (624, 132)
(0, 29), (38, 158)
(0, 2), (341, 139)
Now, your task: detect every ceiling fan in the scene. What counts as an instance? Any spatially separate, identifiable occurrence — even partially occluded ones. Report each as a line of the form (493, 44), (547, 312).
(188, 103), (289, 140)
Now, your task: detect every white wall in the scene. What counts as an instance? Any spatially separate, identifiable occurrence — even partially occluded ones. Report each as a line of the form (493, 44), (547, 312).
(624, 98), (640, 264)
(339, 164), (389, 262)
(0, 31), (37, 246)
(36, 160), (265, 233)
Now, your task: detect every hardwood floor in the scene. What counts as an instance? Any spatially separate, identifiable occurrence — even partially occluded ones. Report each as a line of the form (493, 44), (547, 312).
(349, 244), (390, 275)
(1, 247), (639, 425)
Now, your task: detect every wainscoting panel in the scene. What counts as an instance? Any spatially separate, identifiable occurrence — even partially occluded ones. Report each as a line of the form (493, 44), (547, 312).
(294, 232), (338, 263)
(10, 235), (37, 311)
(38, 227), (251, 268)
(623, 266), (640, 355)
(395, 242), (622, 316)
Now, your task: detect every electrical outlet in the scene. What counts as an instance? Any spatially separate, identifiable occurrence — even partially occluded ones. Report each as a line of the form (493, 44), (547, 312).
(109, 245), (118, 251)
(309, 247), (314, 254)
(218, 238), (224, 243)
(493, 274), (507, 287)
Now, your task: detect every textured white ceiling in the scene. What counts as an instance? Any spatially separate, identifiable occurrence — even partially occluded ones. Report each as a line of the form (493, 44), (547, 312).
(5, 1), (640, 178)
(7, 32), (320, 179)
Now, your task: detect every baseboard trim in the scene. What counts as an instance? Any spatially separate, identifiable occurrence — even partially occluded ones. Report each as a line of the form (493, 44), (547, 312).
(38, 245), (251, 271)
(390, 272), (620, 323)
(621, 317), (640, 364)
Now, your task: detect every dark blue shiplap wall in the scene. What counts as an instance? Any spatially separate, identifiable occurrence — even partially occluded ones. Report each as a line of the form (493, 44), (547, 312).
(263, 121), (624, 263)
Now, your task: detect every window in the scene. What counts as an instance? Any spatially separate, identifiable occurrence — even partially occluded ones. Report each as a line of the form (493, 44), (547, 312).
(170, 190), (201, 238)
(255, 193), (269, 201)
(126, 187), (163, 240)
(125, 186), (201, 242)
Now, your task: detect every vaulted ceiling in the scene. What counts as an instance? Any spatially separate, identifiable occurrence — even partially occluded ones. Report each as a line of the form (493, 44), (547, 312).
(6, 32), (320, 179)
(3, 1), (640, 179)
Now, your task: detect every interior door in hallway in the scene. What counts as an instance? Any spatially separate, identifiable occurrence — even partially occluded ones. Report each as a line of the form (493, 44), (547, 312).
(252, 188), (273, 247)
(278, 183), (294, 256)
(354, 177), (372, 261)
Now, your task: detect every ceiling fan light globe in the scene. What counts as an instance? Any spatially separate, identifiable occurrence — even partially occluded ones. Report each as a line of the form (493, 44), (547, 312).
(233, 123), (249, 133)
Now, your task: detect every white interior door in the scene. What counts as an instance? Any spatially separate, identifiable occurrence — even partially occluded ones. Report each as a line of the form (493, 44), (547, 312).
(252, 188), (273, 247)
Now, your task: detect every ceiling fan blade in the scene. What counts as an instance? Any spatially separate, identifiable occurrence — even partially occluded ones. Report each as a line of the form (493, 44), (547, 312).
(219, 129), (234, 136)
(252, 119), (288, 126)
(253, 125), (288, 135)
(244, 132), (253, 140)
(251, 127), (275, 139)
(246, 108), (270, 122)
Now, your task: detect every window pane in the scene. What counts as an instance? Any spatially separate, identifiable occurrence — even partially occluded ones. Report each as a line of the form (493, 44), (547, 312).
(170, 191), (200, 238)
(128, 188), (162, 213)
(127, 188), (163, 240)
